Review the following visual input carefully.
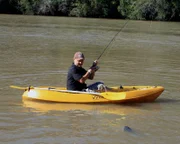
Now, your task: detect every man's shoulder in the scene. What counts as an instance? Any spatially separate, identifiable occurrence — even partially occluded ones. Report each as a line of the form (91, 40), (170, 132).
(68, 63), (86, 73)
(68, 64), (78, 74)
(69, 64), (76, 71)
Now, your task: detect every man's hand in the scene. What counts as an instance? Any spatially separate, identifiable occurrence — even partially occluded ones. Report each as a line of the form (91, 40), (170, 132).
(92, 60), (98, 67)
(88, 67), (95, 74)
(90, 60), (99, 71)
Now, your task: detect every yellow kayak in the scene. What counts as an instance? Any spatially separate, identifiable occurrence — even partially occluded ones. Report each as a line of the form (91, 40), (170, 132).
(11, 85), (164, 103)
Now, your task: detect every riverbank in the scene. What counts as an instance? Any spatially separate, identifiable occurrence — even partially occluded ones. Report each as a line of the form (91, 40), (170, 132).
(0, 0), (180, 21)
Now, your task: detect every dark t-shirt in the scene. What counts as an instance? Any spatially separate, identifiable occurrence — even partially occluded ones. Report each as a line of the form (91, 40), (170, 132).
(67, 63), (87, 91)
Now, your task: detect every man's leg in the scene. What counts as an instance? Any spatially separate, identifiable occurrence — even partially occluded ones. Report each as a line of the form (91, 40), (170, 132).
(87, 82), (105, 92)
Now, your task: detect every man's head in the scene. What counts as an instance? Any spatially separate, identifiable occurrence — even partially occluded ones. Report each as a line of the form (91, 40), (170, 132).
(73, 52), (85, 67)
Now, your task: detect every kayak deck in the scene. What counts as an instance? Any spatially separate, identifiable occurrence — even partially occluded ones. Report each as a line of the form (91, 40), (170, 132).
(21, 86), (164, 103)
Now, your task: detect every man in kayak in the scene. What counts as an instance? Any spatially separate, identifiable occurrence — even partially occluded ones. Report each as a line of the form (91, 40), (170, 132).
(67, 51), (104, 91)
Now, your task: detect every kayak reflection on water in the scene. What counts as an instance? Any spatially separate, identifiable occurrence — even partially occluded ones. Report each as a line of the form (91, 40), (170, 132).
(22, 99), (161, 115)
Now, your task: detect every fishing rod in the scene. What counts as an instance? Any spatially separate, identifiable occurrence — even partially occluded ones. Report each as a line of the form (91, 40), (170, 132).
(91, 20), (129, 69)
(97, 20), (129, 61)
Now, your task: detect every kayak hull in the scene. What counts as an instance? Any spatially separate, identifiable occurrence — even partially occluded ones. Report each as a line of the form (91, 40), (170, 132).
(22, 86), (164, 103)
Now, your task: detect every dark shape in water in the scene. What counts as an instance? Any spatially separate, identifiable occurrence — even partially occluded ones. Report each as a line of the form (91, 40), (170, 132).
(124, 126), (133, 132)
(123, 126), (144, 137)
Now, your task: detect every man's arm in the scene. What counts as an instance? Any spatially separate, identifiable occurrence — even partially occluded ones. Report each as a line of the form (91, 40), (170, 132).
(88, 70), (95, 80)
(79, 69), (92, 83)
(79, 60), (99, 83)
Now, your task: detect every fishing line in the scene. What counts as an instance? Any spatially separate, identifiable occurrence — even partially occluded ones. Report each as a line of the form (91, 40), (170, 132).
(97, 20), (129, 60)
